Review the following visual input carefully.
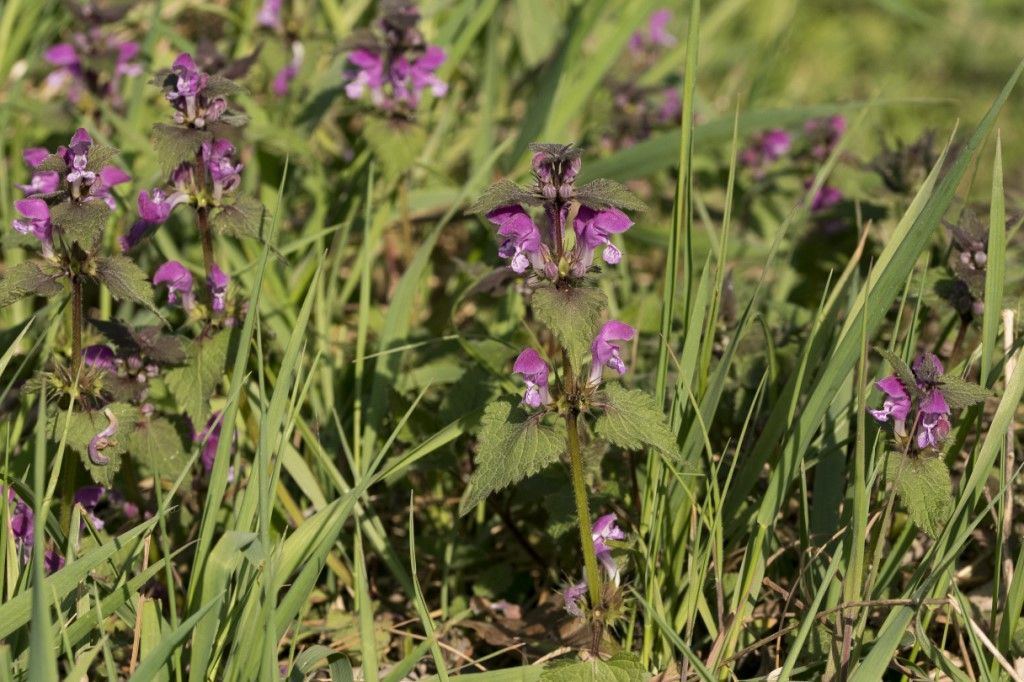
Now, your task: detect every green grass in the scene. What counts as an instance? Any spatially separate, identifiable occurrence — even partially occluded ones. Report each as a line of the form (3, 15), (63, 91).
(0, 0), (1022, 680)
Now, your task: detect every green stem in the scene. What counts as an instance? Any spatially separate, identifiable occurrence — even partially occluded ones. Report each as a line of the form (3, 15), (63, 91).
(71, 276), (83, 378)
(197, 207), (215, 281)
(566, 411), (602, 612)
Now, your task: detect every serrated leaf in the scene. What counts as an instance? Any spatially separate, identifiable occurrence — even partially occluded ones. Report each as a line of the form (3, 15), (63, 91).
(939, 375), (990, 410)
(90, 319), (187, 365)
(93, 255), (156, 309)
(575, 179), (648, 213)
(151, 123), (212, 171)
(0, 260), (65, 308)
(541, 653), (649, 682)
(164, 329), (231, 425)
(531, 285), (607, 366)
(593, 383), (678, 457)
(84, 145), (119, 173)
(48, 403), (140, 487)
(128, 417), (190, 480)
(886, 451), (953, 538)
(50, 200), (111, 248)
(467, 179), (539, 215)
(204, 75), (246, 98)
(458, 398), (564, 516)
(362, 117), (426, 179)
(209, 195), (264, 239)
(874, 347), (920, 397)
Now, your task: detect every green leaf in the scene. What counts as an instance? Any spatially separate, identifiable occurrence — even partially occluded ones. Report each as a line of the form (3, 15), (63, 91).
(458, 398), (564, 516)
(874, 347), (920, 397)
(0, 260), (64, 308)
(128, 417), (190, 480)
(151, 123), (211, 171)
(467, 178), (539, 215)
(50, 200), (111, 248)
(209, 195), (265, 239)
(575, 179), (648, 213)
(531, 285), (607, 366)
(48, 403), (140, 487)
(363, 117), (426, 179)
(204, 74), (246, 98)
(84, 144), (120, 173)
(541, 653), (649, 682)
(885, 451), (953, 538)
(164, 329), (231, 425)
(593, 383), (678, 457)
(938, 375), (990, 410)
(93, 255), (156, 309)
(90, 319), (187, 364)
(34, 154), (67, 175)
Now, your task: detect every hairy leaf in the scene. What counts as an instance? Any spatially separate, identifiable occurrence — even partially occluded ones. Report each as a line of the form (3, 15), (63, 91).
(49, 403), (140, 487)
(34, 154), (67, 174)
(575, 179), (648, 213)
(209, 195), (264, 239)
(593, 383), (678, 457)
(128, 417), (190, 480)
(362, 117), (426, 179)
(204, 75), (246, 98)
(874, 347), (921, 398)
(541, 652), (649, 682)
(151, 123), (212, 171)
(93, 255), (156, 310)
(458, 398), (564, 516)
(90, 319), (187, 365)
(886, 451), (953, 538)
(0, 260), (65, 308)
(84, 145), (120, 173)
(939, 375), (990, 410)
(531, 285), (607, 366)
(467, 178), (539, 215)
(50, 200), (111, 248)
(165, 329), (231, 425)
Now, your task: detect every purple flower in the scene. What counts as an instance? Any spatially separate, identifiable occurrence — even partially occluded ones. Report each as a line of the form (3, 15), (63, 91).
(589, 321), (636, 385)
(23, 148), (49, 168)
(512, 348), (550, 409)
(629, 9), (676, 53)
(209, 263), (230, 312)
(137, 188), (189, 224)
(44, 550), (65, 574)
(74, 486), (105, 530)
(804, 115), (846, 161)
(592, 513), (626, 584)
(44, 31), (141, 105)
(272, 42), (304, 96)
(344, 49), (386, 103)
(153, 261), (195, 310)
(9, 496), (33, 547)
(344, 44), (447, 110)
(43, 128), (131, 206)
(486, 206), (543, 274)
(572, 206), (634, 268)
(257, 0), (284, 30)
(202, 140), (243, 201)
(12, 199), (54, 256)
(809, 182), (843, 212)
(83, 345), (116, 371)
(563, 582), (587, 618)
(88, 408), (118, 466)
(194, 412), (236, 480)
(400, 46), (448, 103)
(164, 53), (226, 128)
(761, 129), (793, 160)
(868, 375), (911, 424)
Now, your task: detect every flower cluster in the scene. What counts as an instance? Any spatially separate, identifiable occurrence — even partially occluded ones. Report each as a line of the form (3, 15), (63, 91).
(44, 22), (142, 108)
(870, 130), (938, 195)
(257, 0), (305, 96)
(12, 128), (130, 256)
(484, 145), (638, 280)
(870, 353), (951, 451)
(513, 320), (636, 410)
(342, 0), (447, 113)
(564, 514), (626, 617)
(157, 53), (230, 129)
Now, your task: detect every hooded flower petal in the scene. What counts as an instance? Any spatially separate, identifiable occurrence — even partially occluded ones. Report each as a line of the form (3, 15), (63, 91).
(589, 320), (636, 384)
(23, 148), (49, 168)
(573, 206), (633, 265)
(209, 263), (230, 312)
(153, 261), (194, 309)
(83, 345), (116, 371)
(487, 206), (542, 274)
(563, 582), (587, 618)
(513, 348), (550, 408)
(45, 43), (79, 67)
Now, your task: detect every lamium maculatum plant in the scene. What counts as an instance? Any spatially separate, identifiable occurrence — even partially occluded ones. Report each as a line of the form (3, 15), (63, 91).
(463, 143), (678, 655)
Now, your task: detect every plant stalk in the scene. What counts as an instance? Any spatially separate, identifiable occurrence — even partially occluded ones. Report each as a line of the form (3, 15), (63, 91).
(566, 411), (602, 612)
(71, 276), (83, 378)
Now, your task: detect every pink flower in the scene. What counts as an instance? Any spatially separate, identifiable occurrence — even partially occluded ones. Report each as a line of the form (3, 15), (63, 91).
(209, 263), (230, 312)
(572, 206), (633, 268)
(589, 321), (636, 385)
(153, 261), (195, 309)
(487, 206), (543, 274)
(512, 348), (550, 408)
